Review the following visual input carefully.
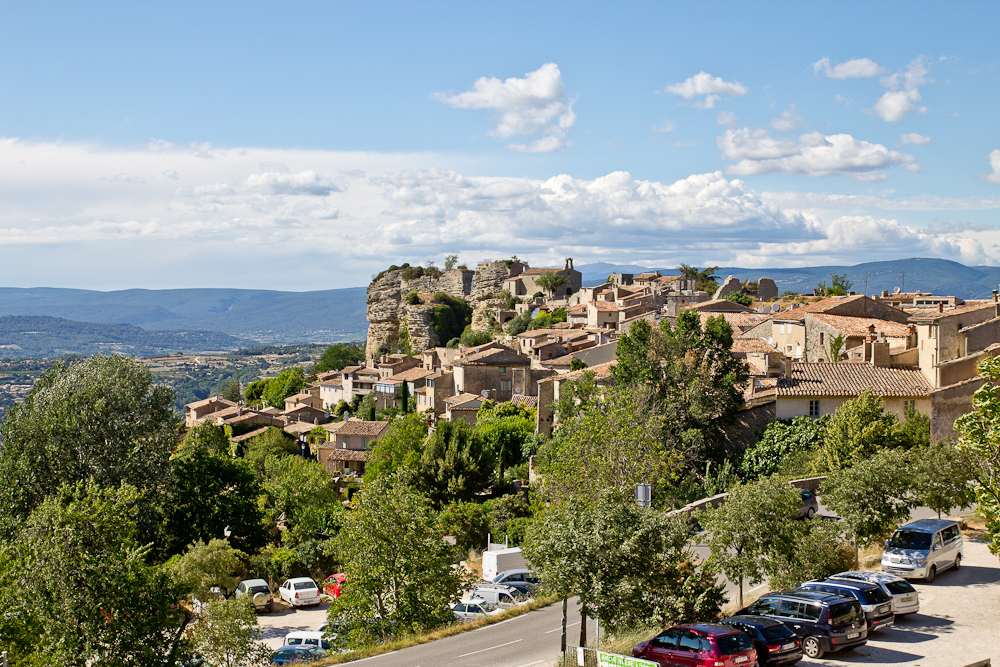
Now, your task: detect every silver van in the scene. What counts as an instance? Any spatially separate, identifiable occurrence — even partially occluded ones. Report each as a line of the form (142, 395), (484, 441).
(881, 518), (963, 582)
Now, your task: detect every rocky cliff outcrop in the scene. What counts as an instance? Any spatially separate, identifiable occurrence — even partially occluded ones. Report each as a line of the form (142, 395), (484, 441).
(366, 267), (473, 361)
(470, 261), (513, 331)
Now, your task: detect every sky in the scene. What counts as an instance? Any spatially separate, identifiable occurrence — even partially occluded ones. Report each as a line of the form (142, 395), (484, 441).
(1, 0), (999, 291)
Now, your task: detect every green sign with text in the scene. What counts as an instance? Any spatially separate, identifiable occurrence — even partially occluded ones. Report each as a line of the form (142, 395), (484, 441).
(597, 651), (658, 667)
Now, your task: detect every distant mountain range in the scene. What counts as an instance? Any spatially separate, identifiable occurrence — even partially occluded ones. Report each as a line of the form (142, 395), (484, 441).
(0, 287), (368, 344)
(576, 258), (1000, 299)
(0, 315), (252, 358)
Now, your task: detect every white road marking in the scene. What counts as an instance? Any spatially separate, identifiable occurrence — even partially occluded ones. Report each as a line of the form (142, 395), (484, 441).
(343, 649), (400, 663)
(472, 613), (532, 631)
(456, 638), (524, 658)
(545, 620), (581, 634)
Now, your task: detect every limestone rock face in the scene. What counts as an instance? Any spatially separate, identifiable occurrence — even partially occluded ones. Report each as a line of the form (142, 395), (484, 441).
(404, 304), (438, 352)
(366, 271), (404, 362)
(713, 275), (743, 300)
(757, 277), (778, 301)
(469, 262), (514, 331)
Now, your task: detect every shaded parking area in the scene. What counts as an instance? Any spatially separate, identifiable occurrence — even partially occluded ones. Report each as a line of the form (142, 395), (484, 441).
(257, 598), (331, 649)
(804, 538), (999, 666)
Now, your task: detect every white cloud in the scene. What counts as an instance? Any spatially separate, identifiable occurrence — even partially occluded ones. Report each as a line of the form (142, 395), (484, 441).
(652, 120), (675, 133)
(812, 56), (884, 79)
(162, 169), (180, 180)
(900, 133), (931, 146)
(770, 108), (802, 132)
(0, 137), (992, 289)
(147, 138), (175, 152)
(716, 111), (738, 127)
(719, 127), (917, 181)
(871, 57), (931, 123)
(982, 149), (1000, 185)
(664, 71), (748, 109)
(434, 63), (575, 153)
(105, 173), (145, 184)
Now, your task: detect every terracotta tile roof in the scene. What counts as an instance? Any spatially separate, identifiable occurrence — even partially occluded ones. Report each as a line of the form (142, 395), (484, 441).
(339, 365), (364, 375)
(807, 313), (911, 337)
(907, 301), (997, 321)
(541, 360), (617, 383)
(521, 267), (563, 275)
(230, 426), (269, 442)
(445, 392), (484, 408)
(776, 362), (931, 398)
(698, 312), (772, 333)
(689, 299), (752, 312)
(186, 396), (236, 410)
(337, 420), (390, 437)
(565, 304), (588, 315)
(284, 422), (317, 435)
(731, 338), (780, 355)
(633, 272), (661, 281)
(510, 394), (539, 408)
(316, 370), (341, 382)
(459, 347), (529, 366)
(776, 295), (864, 321)
(320, 378), (343, 388)
(323, 421), (348, 434)
(590, 301), (621, 312)
(286, 392), (314, 402)
(390, 367), (435, 382)
(205, 405), (241, 421)
(324, 449), (371, 462)
(357, 367), (381, 377)
(656, 275), (682, 283)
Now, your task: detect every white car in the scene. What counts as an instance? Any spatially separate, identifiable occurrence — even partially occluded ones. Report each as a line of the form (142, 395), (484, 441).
(278, 577), (321, 608)
(451, 599), (503, 623)
(284, 630), (334, 651)
(831, 570), (920, 616)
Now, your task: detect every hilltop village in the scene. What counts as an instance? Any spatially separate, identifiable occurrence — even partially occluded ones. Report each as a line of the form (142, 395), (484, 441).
(189, 256), (999, 476)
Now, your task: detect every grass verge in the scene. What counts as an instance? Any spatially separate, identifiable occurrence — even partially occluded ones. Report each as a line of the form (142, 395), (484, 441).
(316, 593), (561, 665)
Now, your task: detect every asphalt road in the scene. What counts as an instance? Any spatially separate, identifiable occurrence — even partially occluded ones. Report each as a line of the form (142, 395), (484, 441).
(342, 599), (595, 667)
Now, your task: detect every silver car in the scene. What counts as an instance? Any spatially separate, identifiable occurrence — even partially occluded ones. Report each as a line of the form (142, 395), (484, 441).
(882, 519), (963, 582)
(830, 571), (919, 616)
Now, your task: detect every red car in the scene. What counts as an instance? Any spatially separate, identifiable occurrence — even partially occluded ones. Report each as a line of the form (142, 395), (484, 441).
(633, 623), (758, 667)
(324, 573), (347, 598)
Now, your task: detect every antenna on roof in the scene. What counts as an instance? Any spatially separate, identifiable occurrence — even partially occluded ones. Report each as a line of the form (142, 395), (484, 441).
(481, 390), (490, 399)
(894, 287), (901, 294)
(514, 387), (522, 395)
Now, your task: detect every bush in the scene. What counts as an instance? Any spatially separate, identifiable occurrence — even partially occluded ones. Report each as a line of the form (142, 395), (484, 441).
(741, 416), (826, 480)
(405, 290), (421, 305)
(459, 327), (493, 347)
(724, 291), (753, 306)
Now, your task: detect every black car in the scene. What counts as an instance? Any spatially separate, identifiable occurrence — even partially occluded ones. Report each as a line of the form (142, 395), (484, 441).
(720, 616), (803, 666)
(735, 591), (867, 659)
(795, 579), (894, 632)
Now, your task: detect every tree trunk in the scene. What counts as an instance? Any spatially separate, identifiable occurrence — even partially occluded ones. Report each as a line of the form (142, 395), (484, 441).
(738, 578), (743, 609)
(579, 606), (588, 648)
(560, 598), (568, 655)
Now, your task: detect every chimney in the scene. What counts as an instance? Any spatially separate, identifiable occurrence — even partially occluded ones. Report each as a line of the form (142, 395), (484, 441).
(994, 290), (999, 318)
(871, 333), (890, 367)
(781, 358), (792, 379)
(881, 290), (889, 297)
(906, 324), (917, 350)
(938, 302), (944, 313)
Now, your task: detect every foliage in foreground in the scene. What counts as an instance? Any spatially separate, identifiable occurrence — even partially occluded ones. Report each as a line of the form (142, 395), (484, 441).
(956, 355), (1000, 555)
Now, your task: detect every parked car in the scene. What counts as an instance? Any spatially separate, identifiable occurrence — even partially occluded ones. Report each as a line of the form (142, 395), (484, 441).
(632, 623), (757, 667)
(720, 616), (802, 667)
(235, 579), (274, 613)
(278, 577), (321, 608)
(795, 579), (894, 631)
(735, 591), (867, 659)
(323, 573), (346, 598)
(503, 582), (535, 599)
(270, 645), (325, 664)
(882, 518), (963, 582)
(492, 569), (543, 591)
(468, 584), (531, 609)
(451, 599), (503, 622)
(796, 489), (818, 519)
(283, 631), (333, 651)
(829, 571), (920, 616)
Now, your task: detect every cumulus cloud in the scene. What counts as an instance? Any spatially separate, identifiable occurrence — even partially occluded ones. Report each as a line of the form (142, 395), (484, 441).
(718, 127), (917, 181)
(0, 137), (994, 288)
(871, 57), (931, 123)
(812, 56), (884, 79)
(717, 111), (738, 127)
(664, 71), (748, 109)
(162, 169), (180, 180)
(652, 120), (675, 133)
(900, 133), (931, 146)
(770, 108), (802, 132)
(982, 149), (1000, 185)
(434, 63), (575, 153)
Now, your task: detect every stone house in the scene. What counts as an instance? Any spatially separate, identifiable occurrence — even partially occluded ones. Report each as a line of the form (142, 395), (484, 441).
(284, 392), (323, 411)
(317, 419), (390, 477)
(452, 345), (531, 402)
(502, 258), (582, 299)
(443, 393), (486, 425)
(804, 315), (912, 362)
(184, 396), (236, 428)
(415, 369), (455, 414)
(536, 341), (619, 372)
(319, 378), (345, 410)
(376, 353), (422, 379)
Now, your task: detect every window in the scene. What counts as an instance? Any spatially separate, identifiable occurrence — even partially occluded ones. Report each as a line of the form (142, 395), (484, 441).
(678, 632), (702, 652)
(778, 600), (807, 619)
(499, 366), (506, 374)
(652, 629), (680, 649)
(905, 400), (915, 412)
(360, 437), (367, 448)
(342, 436), (350, 449)
(809, 400), (820, 417)
(753, 597), (779, 615)
(501, 380), (512, 391)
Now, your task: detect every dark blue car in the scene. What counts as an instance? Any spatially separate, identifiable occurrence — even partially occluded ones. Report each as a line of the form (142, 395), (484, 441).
(271, 645), (325, 664)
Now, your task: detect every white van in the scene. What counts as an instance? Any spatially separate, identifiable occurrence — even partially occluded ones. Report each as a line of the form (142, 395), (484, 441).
(284, 630), (333, 651)
(882, 518), (963, 582)
(467, 584), (530, 609)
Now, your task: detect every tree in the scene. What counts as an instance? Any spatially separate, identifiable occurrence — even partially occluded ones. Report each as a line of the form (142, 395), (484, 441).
(612, 313), (749, 466)
(814, 389), (900, 471)
(524, 494), (725, 632)
(190, 597), (272, 667)
(569, 357), (588, 371)
(400, 378), (410, 414)
(741, 416), (827, 480)
(221, 378), (243, 403)
(430, 292), (473, 344)
(475, 400), (534, 483)
(0, 353), (180, 540)
(161, 447), (267, 556)
(416, 419), (493, 507)
(677, 264), (721, 292)
(815, 273), (853, 297)
(765, 519), (858, 591)
(262, 367), (305, 409)
(535, 271), (568, 295)
(505, 310), (533, 335)
(700, 476), (801, 607)
(550, 369), (602, 425)
(327, 473), (471, 645)
(436, 501), (490, 554)
(826, 332), (846, 361)
(314, 343), (365, 374)
(170, 538), (246, 600)
(241, 426), (297, 473)
(459, 326), (493, 347)
(724, 291), (753, 306)
(956, 356), (1000, 554)
(261, 454), (343, 541)
(540, 385), (673, 504)
(6, 482), (191, 666)
(821, 449), (913, 556)
(176, 422), (235, 459)
(365, 413), (429, 482)
(909, 441), (975, 519)
(444, 254), (459, 270)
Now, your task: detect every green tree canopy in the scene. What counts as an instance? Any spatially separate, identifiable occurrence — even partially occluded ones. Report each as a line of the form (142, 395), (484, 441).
(535, 271), (568, 295)
(475, 400), (534, 483)
(416, 419), (494, 507)
(430, 292), (473, 344)
(724, 291), (753, 306)
(262, 367), (306, 409)
(0, 353), (180, 538)
(190, 597), (272, 667)
(261, 454), (343, 542)
(813, 389), (901, 471)
(176, 422), (235, 460)
(169, 538), (246, 600)
(955, 355), (1000, 553)
(313, 343), (365, 374)
(909, 440), (975, 519)
(741, 416), (827, 480)
(365, 412), (429, 482)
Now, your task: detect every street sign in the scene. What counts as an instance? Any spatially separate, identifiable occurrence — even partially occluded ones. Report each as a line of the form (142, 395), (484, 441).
(597, 651), (658, 667)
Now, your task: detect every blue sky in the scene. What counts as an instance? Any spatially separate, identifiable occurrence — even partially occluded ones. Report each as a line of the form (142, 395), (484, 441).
(1, 1), (999, 290)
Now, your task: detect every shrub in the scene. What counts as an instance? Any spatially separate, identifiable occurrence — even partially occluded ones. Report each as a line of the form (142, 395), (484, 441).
(724, 291), (753, 306)
(405, 290), (420, 305)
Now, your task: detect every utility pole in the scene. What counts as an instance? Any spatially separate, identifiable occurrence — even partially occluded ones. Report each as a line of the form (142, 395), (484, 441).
(560, 598), (568, 660)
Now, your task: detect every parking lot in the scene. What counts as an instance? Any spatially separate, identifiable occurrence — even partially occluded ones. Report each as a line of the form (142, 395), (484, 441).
(803, 537), (999, 667)
(258, 598), (331, 649)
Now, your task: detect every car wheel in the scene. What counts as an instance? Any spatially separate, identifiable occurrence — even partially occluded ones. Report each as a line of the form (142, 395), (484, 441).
(954, 554), (961, 570)
(806, 507), (816, 520)
(802, 636), (823, 659)
(925, 565), (936, 583)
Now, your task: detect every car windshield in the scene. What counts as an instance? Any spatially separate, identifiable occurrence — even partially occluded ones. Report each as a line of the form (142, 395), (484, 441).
(889, 530), (932, 550)
(829, 601), (863, 625)
(295, 582), (316, 590)
(760, 624), (795, 641)
(885, 580), (916, 594)
(857, 587), (891, 605)
(716, 633), (753, 655)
